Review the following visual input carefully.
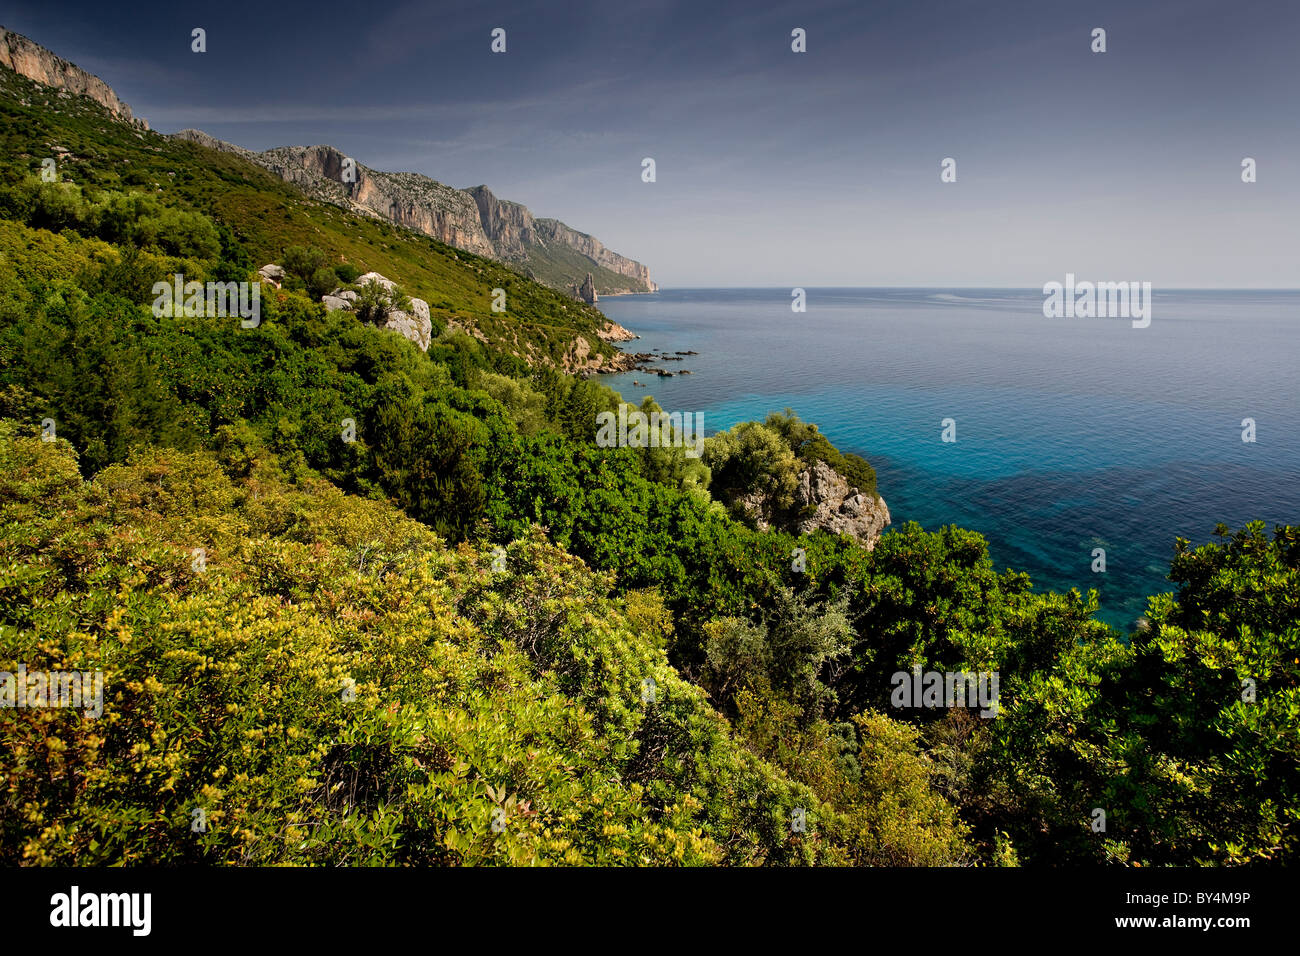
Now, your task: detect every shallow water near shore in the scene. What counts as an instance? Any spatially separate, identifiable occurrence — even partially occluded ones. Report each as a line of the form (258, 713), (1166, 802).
(599, 288), (1300, 631)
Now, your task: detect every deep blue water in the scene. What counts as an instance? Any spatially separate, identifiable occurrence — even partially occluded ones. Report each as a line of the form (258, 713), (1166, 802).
(597, 288), (1300, 631)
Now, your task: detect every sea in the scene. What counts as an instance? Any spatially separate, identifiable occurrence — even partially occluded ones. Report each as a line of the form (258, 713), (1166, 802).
(597, 288), (1300, 631)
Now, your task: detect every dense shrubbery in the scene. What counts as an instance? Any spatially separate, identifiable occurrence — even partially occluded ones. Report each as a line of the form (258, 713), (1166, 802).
(764, 408), (877, 498)
(0, 425), (969, 865)
(0, 177), (221, 259)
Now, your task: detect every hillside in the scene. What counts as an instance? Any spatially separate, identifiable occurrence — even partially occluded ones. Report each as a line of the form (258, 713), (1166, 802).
(169, 130), (656, 296)
(0, 425), (880, 865)
(0, 49), (633, 373)
(0, 25), (146, 129)
(0, 24), (653, 298)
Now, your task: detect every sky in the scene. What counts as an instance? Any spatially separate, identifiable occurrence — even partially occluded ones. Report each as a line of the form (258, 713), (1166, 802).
(4, 0), (1298, 287)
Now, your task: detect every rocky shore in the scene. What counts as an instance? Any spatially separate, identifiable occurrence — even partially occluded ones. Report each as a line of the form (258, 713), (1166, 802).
(570, 315), (702, 379)
(583, 345), (699, 379)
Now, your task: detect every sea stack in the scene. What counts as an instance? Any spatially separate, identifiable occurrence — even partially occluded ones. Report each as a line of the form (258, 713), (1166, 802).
(570, 272), (598, 305)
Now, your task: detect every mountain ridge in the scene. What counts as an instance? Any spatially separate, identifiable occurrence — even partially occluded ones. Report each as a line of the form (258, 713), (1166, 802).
(0, 24), (653, 296)
(0, 24), (147, 130)
(0, 53), (635, 376)
(175, 133), (657, 296)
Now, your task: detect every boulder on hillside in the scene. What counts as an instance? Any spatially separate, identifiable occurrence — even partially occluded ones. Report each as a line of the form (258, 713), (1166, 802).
(410, 297), (430, 323)
(383, 309), (431, 352)
(318, 272), (431, 352)
(257, 263), (285, 288)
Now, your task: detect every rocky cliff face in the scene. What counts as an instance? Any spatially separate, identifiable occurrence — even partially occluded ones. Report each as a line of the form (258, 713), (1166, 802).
(171, 131), (654, 295)
(466, 185), (535, 259)
(572, 273), (598, 305)
(792, 460), (891, 548)
(0, 26), (147, 129)
(561, 335), (637, 376)
(259, 145), (498, 258)
(468, 185), (656, 291)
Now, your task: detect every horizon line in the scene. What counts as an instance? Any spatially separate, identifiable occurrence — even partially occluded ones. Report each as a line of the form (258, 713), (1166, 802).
(633, 285), (1300, 291)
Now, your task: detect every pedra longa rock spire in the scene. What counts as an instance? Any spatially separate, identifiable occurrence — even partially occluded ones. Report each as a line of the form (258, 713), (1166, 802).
(571, 272), (598, 305)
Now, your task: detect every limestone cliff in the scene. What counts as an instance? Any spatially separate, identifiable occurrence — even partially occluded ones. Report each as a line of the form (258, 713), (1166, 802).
(171, 132), (655, 295)
(0, 26), (147, 129)
(466, 185), (535, 259)
(468, 185), (657, 292)
(259, 145), (498, 258)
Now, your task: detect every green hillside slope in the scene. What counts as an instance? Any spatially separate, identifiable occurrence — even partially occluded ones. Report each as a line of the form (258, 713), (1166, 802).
(0, 64), (622, 372)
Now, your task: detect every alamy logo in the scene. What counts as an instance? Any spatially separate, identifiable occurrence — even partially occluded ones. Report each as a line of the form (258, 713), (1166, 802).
(1042, 273), (1151, 328)
(595, 405), (704, 458)
(152, 274), (261, 328)
(50, 886), (150, 936)
(1, 665), (103, 718)
(890, 667), (999, 718)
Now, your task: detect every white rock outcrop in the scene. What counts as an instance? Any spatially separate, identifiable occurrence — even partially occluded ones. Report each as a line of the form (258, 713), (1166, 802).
(737, 459), (890, 550)
(257, 264), (285, 288)
(793, 460), (891, 548)
(356, 272), (395, 292)
(320, 272), (431, 351)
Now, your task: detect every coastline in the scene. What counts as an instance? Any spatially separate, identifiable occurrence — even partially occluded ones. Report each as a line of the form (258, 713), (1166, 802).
(592, 287), (1300, 630)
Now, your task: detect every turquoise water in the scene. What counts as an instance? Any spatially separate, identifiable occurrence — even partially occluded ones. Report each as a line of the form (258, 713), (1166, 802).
(597, 288), (1300, 630)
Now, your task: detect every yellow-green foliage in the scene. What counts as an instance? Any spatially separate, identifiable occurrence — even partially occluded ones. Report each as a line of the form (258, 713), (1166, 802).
(734, 690), (970, 866)
(2, 420), (936, 865)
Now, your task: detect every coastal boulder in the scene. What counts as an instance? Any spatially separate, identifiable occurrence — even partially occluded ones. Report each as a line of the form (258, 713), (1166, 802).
(735, 459), (890, 551)
(793, 460), (891, 548)
(596, 319), (638, 342)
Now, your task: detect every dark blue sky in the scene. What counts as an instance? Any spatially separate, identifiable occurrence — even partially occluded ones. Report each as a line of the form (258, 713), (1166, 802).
(5, 0), (1298, 286)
